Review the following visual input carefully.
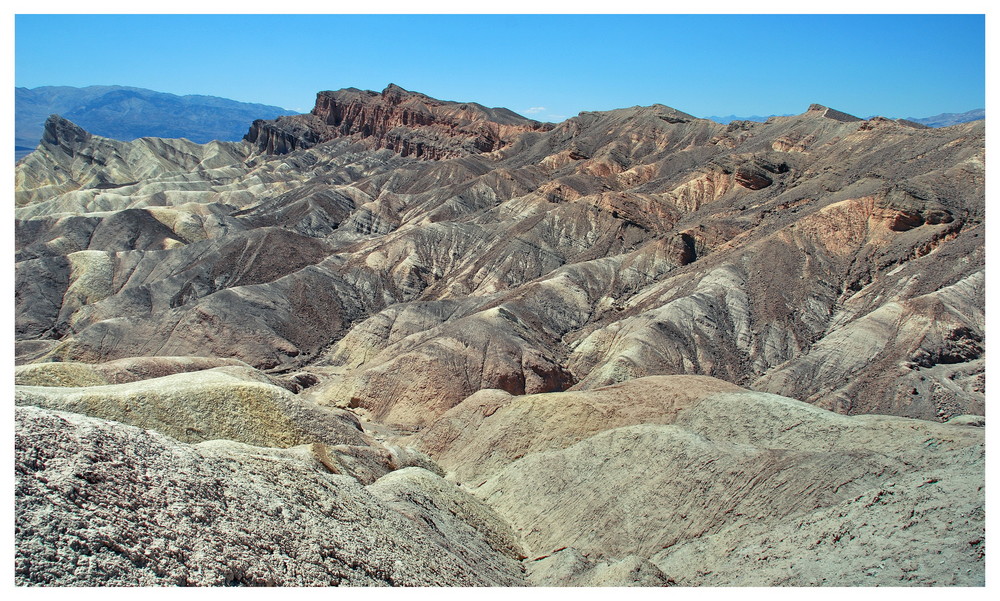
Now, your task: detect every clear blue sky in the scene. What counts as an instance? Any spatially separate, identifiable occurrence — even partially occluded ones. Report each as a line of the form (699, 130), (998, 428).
(14, 14), (986, 121)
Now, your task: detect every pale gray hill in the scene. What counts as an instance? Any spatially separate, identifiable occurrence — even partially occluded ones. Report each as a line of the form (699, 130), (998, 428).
(707, 109), (984, 128)
(703, 113), (779, 123)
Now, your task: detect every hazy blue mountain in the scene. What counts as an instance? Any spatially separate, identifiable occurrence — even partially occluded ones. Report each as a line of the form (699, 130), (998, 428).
(904, 109), (984, 128)
(16, 85), (297, 160)
(708, 109), (984, 128)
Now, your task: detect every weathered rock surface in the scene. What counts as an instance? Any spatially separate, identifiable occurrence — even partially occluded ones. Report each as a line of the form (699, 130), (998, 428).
(411, 375), (742, 482)
(245, 84), (552, 159)
(14, 406), (527, 586)
(526, 547), (674, 587)
(12, 85), (987, 587)
(368, 467), (526, 576)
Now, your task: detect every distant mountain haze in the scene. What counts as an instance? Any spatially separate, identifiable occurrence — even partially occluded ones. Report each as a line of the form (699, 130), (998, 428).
(903, 109), (985, 128)
(14, 85), (984, 163)
(15, 85), (297, 161)
(702, 114), (785, 124)
(705, 110), (984, 126)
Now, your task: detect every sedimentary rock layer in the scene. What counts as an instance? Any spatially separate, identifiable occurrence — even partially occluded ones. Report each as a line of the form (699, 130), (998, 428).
(245, 84), (552, 158)
(15, 88), (985, 423)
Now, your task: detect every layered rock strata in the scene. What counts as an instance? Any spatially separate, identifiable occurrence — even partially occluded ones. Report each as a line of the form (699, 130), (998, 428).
(18, 90), (984, 425)
(245, 84), (552, 159)
(12, 86), (987, 585)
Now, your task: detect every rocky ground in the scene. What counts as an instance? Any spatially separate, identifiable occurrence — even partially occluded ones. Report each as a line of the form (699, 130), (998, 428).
(15, 367), (984, 586)
(13, 84), (986, 586)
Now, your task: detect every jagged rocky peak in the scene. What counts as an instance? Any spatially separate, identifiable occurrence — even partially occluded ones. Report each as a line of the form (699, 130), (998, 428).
(246, 84), (553, 159)
(808, 103), (930, 130)
(805, 103), (863, 122)
(647, 103), (699, 123)
(41, 114), (92, 152)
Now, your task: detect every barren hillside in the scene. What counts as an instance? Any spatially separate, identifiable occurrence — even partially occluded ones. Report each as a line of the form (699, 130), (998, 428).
(14, 84), (985, 586)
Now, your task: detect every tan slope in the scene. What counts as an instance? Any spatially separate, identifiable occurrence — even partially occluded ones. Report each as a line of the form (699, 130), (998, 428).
(649, 442), (985, 585)
(474, 423), (903, 559)
(411, 375), (742, 482)
(442, 385), (983, 585)
(526, 548), (674, 587)
(15, 367), (367, 449)
(14, 356), (251, 387)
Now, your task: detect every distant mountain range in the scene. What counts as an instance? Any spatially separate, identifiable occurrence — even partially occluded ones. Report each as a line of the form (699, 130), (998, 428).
(705, 109), (984, 127)
(15, 85), (298, 161)
(14, 85), (984, 163)
(903, 109), (985, 128)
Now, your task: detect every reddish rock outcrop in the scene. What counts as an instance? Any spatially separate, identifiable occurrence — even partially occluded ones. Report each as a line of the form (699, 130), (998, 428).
(246, 84), (552, 159)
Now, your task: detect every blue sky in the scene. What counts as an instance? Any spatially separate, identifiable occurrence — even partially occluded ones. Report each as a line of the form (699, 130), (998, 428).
(14, 13), (986, 121)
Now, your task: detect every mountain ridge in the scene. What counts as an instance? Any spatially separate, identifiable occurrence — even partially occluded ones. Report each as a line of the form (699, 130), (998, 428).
(13, 84), (985, 586)
(15, 85), (297, 161)
(15, 86), (984, 425)
(705, 108), (984, 127)
(904, 108), (985, 128)
(244, 83), (552, 158)
(16, 84), (983, 162)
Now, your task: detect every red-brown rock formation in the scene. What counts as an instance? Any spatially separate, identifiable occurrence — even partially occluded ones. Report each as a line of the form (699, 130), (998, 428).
(245, 84), (552, 159)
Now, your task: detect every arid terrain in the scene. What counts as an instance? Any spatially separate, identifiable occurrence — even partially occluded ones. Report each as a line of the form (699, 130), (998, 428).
(14, 85), (985, 586)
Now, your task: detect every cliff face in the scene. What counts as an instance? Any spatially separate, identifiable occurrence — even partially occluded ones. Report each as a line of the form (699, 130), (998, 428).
(245, 84), (552, 158)
(244, 115), (323, 155)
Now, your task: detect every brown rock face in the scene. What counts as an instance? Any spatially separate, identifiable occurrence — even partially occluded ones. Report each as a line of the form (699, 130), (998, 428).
(734, 166), (772, 189)
(243, 116), (322, 154)
(245, 84), (552, 159)
(41, 114), (92, 152)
